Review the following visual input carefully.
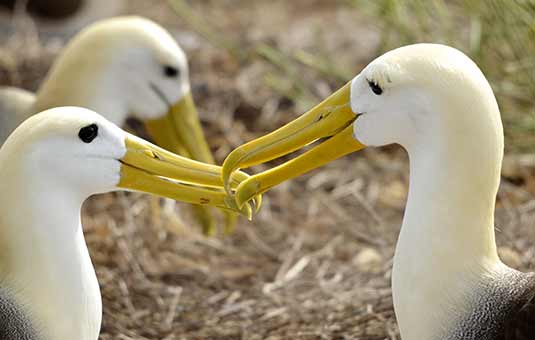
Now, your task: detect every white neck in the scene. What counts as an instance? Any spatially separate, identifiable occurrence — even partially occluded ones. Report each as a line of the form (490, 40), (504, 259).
(392, 100), (503, 339)
(0, 166), (101, 340)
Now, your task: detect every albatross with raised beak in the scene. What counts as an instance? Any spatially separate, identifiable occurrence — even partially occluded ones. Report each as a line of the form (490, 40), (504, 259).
(222, 44), (535, 340)
(0, 106), (254, 340)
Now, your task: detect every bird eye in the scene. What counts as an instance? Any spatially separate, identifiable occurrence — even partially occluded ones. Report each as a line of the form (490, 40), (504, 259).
(78, 124), (98, 143)
(163, 65), (179, 78)
(367, 79), (383, 95)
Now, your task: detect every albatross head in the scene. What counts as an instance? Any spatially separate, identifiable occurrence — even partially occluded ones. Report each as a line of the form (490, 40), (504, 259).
(351, 44), (503, 152)
(1, 107), (254, 215)
(222, 43), (503, 208)
(34, 16), (214, 164)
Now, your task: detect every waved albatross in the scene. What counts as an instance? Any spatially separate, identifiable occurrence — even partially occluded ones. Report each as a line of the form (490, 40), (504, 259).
(0, 106), (252, 340)
(222, 44), (535, 340)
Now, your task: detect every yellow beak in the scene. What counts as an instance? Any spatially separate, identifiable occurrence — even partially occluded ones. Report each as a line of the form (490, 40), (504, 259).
(222, 82), (365, 208)
(118, 134), (255, 218)
(145, 92), (239, 234)
(144, 92), (214, 164)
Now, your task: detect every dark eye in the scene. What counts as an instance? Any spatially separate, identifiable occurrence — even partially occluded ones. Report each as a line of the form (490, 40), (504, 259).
(163, 65), (179, 78)
(367, 79), (383, 95)
(78, 124), (98, 143)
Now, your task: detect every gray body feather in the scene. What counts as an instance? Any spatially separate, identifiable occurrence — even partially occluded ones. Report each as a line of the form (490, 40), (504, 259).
(0, 287), (38, 340)
(447, 269), (535, 340)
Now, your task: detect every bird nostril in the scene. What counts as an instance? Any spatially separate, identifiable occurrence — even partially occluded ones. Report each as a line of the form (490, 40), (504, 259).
(143, 149), (162, 160)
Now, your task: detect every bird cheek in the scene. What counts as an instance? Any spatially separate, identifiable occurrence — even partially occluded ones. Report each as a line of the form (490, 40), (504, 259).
(354, 111), (402, 148)
(135, 100), (168, 121)
(353, 113), (378, 146)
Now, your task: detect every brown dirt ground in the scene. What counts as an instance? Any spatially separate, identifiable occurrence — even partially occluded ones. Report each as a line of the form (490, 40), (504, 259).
(0, 1), (534, 339)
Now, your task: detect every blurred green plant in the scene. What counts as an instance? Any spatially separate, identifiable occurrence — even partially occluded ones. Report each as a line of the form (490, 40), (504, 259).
(349, 0), (535, 152)
(168, 0), (323, 110)
(170, 0), (534, 152)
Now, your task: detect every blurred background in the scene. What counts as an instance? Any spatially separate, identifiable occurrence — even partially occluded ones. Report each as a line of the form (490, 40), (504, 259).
(0, 0), (533, 339)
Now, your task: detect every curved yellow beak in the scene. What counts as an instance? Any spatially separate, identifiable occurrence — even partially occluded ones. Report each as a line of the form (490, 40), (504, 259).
(144, 92), (213, 164)
(118, 134), (255, 218)
(222, 82), (365, 208)
(144, 92), (243, 234)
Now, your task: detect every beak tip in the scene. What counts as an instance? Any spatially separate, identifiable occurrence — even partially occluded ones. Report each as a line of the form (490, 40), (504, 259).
(253, 194), (263, 213)
(235, 178), (262, 212)
(224, 196), (250, 219)
(238, 202), (254, 221)
(245, 206), (253, 221)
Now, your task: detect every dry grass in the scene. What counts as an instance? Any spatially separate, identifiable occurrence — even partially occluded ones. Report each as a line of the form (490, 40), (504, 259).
(0, 1), (534, 339)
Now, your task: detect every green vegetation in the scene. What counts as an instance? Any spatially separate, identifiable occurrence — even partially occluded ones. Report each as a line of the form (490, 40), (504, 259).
(170, 0), (534, 152)
(351, 0), (535, 151)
